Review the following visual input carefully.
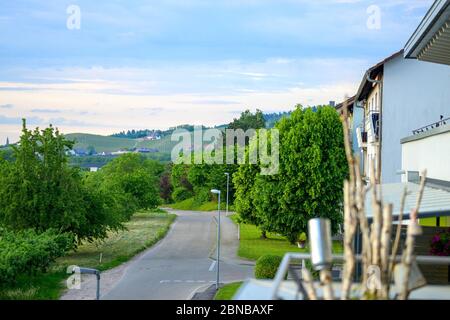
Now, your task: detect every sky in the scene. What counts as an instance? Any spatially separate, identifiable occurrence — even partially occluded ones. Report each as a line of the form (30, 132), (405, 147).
(0, 0), (434, 143)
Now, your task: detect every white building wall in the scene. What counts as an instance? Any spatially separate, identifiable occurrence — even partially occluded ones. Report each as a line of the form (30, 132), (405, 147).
(382, 56), (450, 183)
(402, 128), (450, 181)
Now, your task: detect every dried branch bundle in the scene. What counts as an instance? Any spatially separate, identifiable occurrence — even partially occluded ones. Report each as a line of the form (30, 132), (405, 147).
(339, 100), (427, 300)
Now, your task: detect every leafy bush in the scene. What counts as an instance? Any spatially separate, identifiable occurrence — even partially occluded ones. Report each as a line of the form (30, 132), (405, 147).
(193, 187), (211, 204)
(172, 187), (193, 202)
(254, 255), (283, 279)
(0, 228), (74, 285)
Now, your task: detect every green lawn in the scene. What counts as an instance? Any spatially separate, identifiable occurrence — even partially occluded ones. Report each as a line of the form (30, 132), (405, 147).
(230, 214), (343, 261)
(165, 198), (234, 212)
(214, 282), (243, 300)
(0, 209), (176, 300)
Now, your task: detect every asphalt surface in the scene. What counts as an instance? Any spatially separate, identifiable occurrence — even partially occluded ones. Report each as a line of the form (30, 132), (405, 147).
(102, 209), (254, 300)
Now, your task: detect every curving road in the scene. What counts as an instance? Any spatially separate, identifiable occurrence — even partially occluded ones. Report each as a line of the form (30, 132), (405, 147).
(102, 209), (254, 300)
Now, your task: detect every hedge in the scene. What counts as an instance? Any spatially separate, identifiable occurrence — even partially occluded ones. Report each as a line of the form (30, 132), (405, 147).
(254, 255), (283, 279)
(0, 228), (74, 285)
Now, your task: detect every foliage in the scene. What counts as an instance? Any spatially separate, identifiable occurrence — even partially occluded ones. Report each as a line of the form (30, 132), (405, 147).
(92, 153), (163, 210)
(430, 228), (450, 256)
(233, 160), (265, 228)
(159, 166), (173, 203)
(0, 228), (74, 285)
(252, 106), (348, 243)
(0, 147), (14, 162)
(228, 109), (266, 131)
(0, 121), (128, 242)
(254, 255), (283, 279)
(171, 160), (237, 207)
(172, 187), (193, 202)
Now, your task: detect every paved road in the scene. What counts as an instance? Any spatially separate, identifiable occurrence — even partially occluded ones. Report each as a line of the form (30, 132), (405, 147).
(102, 209), (254, 300)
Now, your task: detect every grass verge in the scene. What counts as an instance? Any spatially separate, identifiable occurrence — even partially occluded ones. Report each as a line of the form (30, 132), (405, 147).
(0, 209), (176, 300)
(230, 214), (343, 261)
(214, 282), (243, 300)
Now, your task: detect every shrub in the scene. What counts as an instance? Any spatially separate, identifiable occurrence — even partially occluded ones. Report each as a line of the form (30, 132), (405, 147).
(0, 228), (74, 285)
(254, 255), (283, 279)
(172, 187), (193, 202)
(193, 187), (211, 204)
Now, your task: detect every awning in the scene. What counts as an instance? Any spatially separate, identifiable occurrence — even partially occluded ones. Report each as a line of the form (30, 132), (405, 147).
(404, 0), (450, 66)
(365, 182), (450, 221)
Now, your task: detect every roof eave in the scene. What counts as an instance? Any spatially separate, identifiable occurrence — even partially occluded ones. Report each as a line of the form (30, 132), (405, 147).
(404, 0), (450, 59)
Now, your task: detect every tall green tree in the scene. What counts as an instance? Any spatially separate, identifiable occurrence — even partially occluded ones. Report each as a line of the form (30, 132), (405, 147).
(251, 106), (348, 243)
(228, 109), (266, 131)
(0, 120), (126, 242)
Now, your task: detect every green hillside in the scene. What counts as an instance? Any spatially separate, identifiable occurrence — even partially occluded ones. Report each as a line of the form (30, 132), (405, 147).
(65, 133), (136, 153)
(65, 132), (182, 155)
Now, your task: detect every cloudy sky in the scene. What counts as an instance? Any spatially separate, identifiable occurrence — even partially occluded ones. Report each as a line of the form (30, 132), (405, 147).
(0, 0), (433, 143)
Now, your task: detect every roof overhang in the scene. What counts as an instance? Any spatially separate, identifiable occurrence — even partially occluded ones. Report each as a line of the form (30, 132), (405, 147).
(365, 182), (450, 221)
(404, 0), (450, 66)
(354, 50), (403, 102)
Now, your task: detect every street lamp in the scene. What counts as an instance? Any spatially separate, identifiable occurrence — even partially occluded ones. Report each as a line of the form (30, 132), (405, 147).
(224, 173), (230, 217)
(211, 189), (221, 290)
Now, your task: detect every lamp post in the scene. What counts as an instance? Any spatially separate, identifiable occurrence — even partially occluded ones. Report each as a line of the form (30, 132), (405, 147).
(224, 172), (229, 217)
(211, 189), (221, 290)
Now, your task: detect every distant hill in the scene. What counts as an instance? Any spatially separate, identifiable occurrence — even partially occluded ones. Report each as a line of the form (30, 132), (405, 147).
(64, 133), (176, 155)
(65, 112), (292, 157)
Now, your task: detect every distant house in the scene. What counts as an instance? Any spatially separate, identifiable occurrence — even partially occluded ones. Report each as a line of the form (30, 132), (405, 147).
(142, 131), (161, 141)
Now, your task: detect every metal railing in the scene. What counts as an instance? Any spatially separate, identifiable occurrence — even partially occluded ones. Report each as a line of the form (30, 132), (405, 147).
(270, 253), (450, 300)
(413, 117), (449, 135)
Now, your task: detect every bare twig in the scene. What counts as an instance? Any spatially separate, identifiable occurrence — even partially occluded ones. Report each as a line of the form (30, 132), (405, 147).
(380, 203), (393, 298)
(398, 170), (427, 300)
(301, 268), (318, 300)
(388, 187), (408, 283)
(341, 180), (357, 299)
(320, 269), (335, 300)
